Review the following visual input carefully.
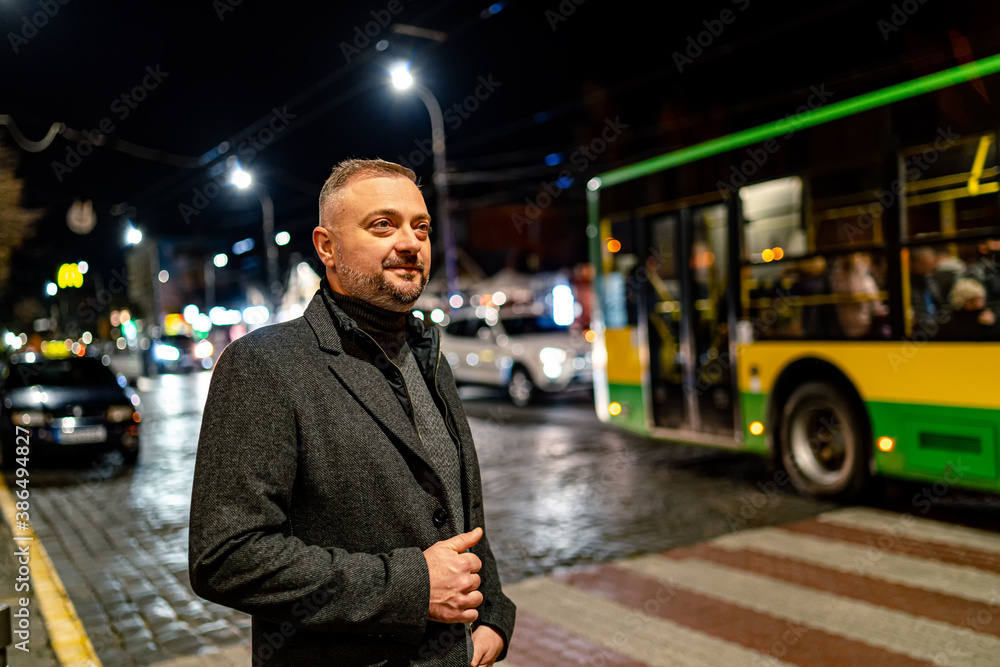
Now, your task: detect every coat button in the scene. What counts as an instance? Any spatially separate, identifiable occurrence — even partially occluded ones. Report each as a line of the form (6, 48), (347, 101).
(432, 508), (448, 527)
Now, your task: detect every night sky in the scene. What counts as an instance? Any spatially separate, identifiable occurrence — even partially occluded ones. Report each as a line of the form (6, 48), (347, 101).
(3, 0), (999, 316)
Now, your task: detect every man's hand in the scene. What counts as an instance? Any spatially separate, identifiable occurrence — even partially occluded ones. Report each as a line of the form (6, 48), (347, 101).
(424, 527), (483, 624)
(471, 624), (504, 666)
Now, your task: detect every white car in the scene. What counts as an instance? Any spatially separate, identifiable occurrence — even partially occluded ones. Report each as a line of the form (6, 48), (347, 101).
(440, 309), (592, 406)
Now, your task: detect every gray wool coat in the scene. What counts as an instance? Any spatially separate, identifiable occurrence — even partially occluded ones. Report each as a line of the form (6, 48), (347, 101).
(188, 287), (516, 666)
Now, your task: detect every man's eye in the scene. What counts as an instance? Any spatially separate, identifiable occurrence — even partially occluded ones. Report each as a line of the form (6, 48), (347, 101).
(373, 220), (391, 228)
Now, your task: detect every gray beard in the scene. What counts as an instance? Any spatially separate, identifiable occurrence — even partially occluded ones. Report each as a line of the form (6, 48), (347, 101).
(334, 257), (427, 312)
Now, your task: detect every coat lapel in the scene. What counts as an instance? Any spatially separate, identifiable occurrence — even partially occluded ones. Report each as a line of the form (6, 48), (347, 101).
(303, 291), (436, 475)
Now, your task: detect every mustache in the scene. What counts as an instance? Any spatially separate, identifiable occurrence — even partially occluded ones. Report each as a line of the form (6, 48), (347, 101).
(383, 258), (425, 270)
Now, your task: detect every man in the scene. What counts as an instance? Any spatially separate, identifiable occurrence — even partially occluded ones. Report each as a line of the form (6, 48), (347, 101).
(189, 158), (515, 666)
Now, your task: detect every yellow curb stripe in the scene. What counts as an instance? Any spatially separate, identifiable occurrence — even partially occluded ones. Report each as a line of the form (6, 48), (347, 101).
(0, 475), (101, 666)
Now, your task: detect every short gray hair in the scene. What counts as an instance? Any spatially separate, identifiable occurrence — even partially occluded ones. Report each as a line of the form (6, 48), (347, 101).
(318, 158), (417, 227)
(949, 277), (986, 310)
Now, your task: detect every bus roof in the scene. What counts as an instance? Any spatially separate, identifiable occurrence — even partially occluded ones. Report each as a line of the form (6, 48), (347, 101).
(592, 53), (1000, 190)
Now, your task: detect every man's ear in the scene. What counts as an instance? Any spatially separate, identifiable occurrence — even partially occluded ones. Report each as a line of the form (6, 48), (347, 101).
(312, 225), (336, 269)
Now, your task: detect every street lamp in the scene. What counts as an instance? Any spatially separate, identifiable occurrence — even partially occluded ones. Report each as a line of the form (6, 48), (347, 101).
(231, 167), (280, 314)
(389, 62), (459, 301)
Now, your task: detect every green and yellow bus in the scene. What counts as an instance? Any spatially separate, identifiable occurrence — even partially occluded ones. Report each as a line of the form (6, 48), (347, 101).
(588, 54), (1000, 498)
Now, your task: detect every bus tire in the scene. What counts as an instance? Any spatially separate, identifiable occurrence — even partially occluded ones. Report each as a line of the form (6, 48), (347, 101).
(779, 381), (869, 499)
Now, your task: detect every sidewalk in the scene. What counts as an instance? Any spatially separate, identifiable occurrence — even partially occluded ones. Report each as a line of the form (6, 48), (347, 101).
(0, 484), (59, 667)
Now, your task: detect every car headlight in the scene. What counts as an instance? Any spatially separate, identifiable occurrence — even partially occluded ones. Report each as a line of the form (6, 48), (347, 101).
(10, 410), (45, 426)
(155, 344), (180, 361)
(194, 340), (213, 359)
(539, 347), (567, 365)
(106, 405), (135, 423)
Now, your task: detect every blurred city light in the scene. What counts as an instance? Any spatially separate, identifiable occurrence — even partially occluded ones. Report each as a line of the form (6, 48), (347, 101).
(194, 340), (214, 359)
(375, 39), (389, 51)
(45, 282), (57, 296)
(77, 261), (89, 274)
(209, 307), (242, 326)
(242, 305), (270, 325)
(492, 291), (507, 306)
(587, 177), (601, 191)
(449, 294), (464, 309)
(125, 221), (143, 245)
(412, 310), (425, 321)
(430, 308), (445, 324)
(552, 284), (575, 326)
(233, 238), (255, 255)
(275, 231), (290, 246)
(23, 352), (36, 363)
(158, 270), (169, 283)
(231, 167), (252, 189)
(81, 332), (92, 344)
(488, 2), (504, 14)
(390, 62), (413, 90)
(545, 153), (563, 166)
(213, 253), (229, 268)
(193, 313), (212, 333)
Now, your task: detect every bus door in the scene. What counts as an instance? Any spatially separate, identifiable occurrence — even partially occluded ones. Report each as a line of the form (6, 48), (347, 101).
(645, 203), (735, 436)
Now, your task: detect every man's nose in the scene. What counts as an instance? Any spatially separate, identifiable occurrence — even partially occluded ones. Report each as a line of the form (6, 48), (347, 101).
(395, 225), (423, 254)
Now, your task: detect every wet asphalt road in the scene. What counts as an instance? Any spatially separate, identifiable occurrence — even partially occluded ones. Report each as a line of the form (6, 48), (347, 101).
(13, 370), (1000, 665)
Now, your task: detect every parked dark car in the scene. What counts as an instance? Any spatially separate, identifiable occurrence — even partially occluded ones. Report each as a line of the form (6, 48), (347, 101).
(0, 355), (141, 466)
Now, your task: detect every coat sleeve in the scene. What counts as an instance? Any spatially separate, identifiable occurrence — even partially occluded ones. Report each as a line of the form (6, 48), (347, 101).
(188, 336), (430, 644)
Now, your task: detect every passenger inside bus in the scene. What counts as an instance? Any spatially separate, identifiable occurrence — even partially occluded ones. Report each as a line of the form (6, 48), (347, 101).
(939, 277), (996, 341)
(829, 252), (888, 338)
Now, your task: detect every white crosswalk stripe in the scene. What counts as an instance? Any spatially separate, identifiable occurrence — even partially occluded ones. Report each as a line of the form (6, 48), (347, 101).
(618, 554), (1000, 667)
(506, 577), (796, 667)
(711, 523), (1000, 604)
(819, 506), (1000, 554)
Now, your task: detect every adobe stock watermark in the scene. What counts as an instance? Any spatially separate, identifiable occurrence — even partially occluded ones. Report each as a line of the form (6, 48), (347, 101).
(213, 0), (244, 21)
(339, 0), (414, 64)
(178, 106), (296, 223)
(397, 75), (502, 171)
(511, 116), (628, 233)
(877, 0), (929, 41)
(50, 65), (170, 183)
(843, 126), (960, 246)
(715, 83), (834, 195)
(545, 0), (587, 31)
(852, 459), (971, 575)
(7, 0), (71, 54)
(672, 0), (752, 73)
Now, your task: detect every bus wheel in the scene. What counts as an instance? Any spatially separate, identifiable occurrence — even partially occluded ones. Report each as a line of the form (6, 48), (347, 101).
(779, 381), (868, 499)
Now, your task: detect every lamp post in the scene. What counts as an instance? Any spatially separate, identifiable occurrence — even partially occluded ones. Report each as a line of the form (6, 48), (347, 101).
(390, 63), (459, 301)
(231, 168), (280, 316)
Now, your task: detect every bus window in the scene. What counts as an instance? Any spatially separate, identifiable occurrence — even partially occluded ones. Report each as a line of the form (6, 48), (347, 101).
(903, 133), (1000, 241)
(906, 240), (1000, 340)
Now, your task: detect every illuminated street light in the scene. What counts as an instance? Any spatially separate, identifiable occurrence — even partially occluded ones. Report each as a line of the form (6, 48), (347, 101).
(78, 261), (89, 274)
(125, 221), (143, 245)
(158, 270), (169, 283)
(231, 167), (252, 189)
(45, 282), (57, 296)
(390, 63), (413, 90)
(389, 62), (458, 301)
(214, 253), (228, 268)
(275, 231), (290, 246)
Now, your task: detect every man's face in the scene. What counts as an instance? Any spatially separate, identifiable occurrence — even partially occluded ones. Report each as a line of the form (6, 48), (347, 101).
(320, 175), (432, 311)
